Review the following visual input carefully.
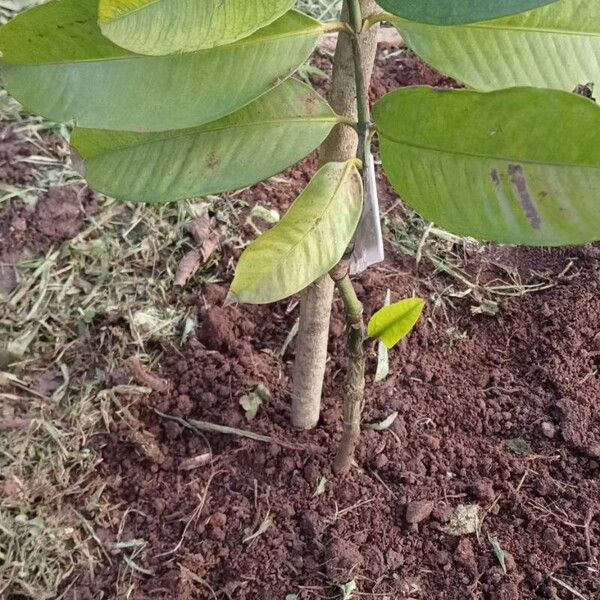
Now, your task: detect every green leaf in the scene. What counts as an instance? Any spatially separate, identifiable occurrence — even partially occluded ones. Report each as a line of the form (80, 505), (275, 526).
(505, 438), (533, 455)
(489, 536), (507, 573)
(393, 0), (600, 91)
(367, 298), (425, 349)
(332, 581), (357, 600)
(230, 160), (363, 304)
(99, 0), (294, 55)
(71, 79), (341, 203)
(0, 0), (322, 131)
(374, 86), (600, 246)
(377, 0), (558, 25)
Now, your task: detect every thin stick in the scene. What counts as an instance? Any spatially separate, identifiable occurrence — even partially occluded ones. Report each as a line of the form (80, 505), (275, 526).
(155, 410), (324, 453)
(549, 576), (588, 600)
(584, 508), (595, 564)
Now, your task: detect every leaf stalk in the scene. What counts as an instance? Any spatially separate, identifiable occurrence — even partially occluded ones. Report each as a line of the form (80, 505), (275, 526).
(321, 20), (355, 34)
(363, 12), (396, 30)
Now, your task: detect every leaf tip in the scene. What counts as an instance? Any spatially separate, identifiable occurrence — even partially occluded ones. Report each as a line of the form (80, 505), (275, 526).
(368, 296), (426, 349)
(224, 291), (239, 307)
(69, 147), (86, 178)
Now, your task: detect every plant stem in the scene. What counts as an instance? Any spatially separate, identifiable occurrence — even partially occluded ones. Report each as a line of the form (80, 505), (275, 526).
(347, 0), (363, 33)
(330, 263), (366, 475)
(329, 0), (375, 474)
(291, 0), (380, 431)
(347, 0), (371, 165)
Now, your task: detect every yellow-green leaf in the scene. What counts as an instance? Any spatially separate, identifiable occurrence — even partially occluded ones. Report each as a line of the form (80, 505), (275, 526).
(230, 161), (363, 304)
(0, 0), (322, 131)
(393, 0), (600, 91)
(368, 298), (425, 349)
(374, 86), (600, 246)
(377, 0), (558, 25)
(98, 0), (294, 55)
(71, 79), (341, 203)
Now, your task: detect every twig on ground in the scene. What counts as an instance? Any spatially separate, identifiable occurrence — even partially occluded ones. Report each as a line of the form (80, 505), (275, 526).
(583, 508), (596, 564)
(128, 357), (169, 393)
(549, 575), (588, 600)
(155, 410), (324, 453)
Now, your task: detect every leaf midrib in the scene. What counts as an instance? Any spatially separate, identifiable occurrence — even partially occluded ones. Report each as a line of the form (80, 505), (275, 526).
(378, 130), (600, 169)
(7, 18), (321, 66)
(81, 115), (341, 159)
(396, 16), (600, 39)
(101, 0), (292, 26)
(99, 0), (164, 24)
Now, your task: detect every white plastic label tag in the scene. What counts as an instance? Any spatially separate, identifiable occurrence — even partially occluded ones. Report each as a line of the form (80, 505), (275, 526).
(349, 152), (385, 274)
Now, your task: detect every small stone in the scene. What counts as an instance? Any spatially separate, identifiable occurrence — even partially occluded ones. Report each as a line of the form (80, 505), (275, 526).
(11, 217), (27, 232)
(386, 549), (404, 570)
(329, 318), (345, 338)
(300, 510), (322, 541)
(325, 538), (363, 583)
(470, 479), (496, 503)
(404, 364), (417, 376)
(504, 550), (517, 573)
(303, 463), (319, 484)
(210, 512), (227, 528)
(541, 422), (557, 439)
(493, 582), (519, 600)
(434, 550), (452, 566)
(433, 503), (454, 524)
(423, 434), (441, 450)
(375, 453), (389, 469)
(405, 500), (434, 524)
(152, 497), (167, 514)
(542, 526), (564, 552)
(163, 421), (183, 440)
(586, 443), (600, 458)
(454, 538), (477, 575)
(210, 527), (226, 541)
(487, 567), (504, 585)
(177, 394), (193, 416)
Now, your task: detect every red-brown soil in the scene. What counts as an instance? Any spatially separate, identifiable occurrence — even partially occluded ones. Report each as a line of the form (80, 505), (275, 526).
(84, 242), (600, 600)
(0, 125), (98, 297)
(2, 43), (598, 600)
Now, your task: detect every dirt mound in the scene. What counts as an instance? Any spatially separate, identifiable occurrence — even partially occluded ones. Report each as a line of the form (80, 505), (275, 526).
(0, 124), (99, 266)
(85, 242), (599, 600)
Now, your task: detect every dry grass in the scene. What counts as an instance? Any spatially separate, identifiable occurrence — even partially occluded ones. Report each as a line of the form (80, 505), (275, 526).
(0, 93), (245, 595)
(296, 0), (342, 20)
(384, 204), (575, 318)
(0, 0), (41, 24)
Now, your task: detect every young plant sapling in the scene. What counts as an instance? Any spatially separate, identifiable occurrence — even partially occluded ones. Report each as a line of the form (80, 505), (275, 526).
(3, 0), (600, 472)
